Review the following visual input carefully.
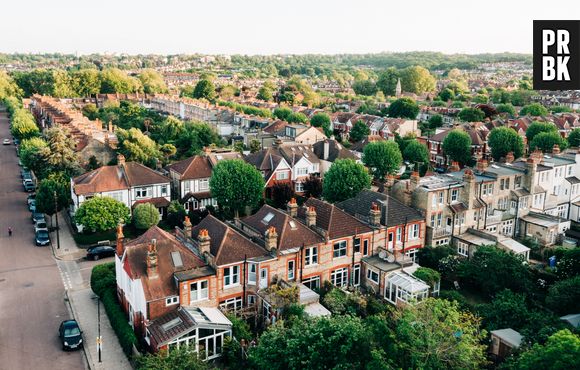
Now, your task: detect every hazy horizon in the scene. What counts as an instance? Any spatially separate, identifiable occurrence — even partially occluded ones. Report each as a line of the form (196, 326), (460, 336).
(1, 0), (578, 55)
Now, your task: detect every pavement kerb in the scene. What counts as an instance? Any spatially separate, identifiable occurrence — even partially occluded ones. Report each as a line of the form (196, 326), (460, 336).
(64, 290), (93, 370)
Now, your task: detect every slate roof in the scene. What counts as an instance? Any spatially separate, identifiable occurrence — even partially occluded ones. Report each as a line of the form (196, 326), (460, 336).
(147, 307), (195, 349)
(336, 190), (424, 227)
(300, 198), (372, 239)
(191, 215), (268, 266)
(167, 156), (212, 180)
(312, 139), (357, 162)
(244, 147), (286, 182)
(241, 205), (323, 251)
(123, 226), (206, 302)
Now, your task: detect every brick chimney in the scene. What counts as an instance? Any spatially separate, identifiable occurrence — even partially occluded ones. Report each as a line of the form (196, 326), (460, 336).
(197, 229), (211, 256)
(505, 151), (515, 164)
(183, 216), (192, 237)
(147, 239), (159, 279)
(476, 159), (488, 173)
(306, 206), (317, 227)
(410, 171), (420, 191)
(369, 202), (381, 226)
(115, 222), (124, 256)
(552, 144), (561, 155)
(449, 161), (460, 172)
(264, 226), (278, 251)
(117, 154), (126, 166)
(287, 198), (298, 218)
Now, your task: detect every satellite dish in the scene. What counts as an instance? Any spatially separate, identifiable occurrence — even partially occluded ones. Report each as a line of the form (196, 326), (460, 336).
(379, 251), (387, 260)
(387, 254), (395, 263)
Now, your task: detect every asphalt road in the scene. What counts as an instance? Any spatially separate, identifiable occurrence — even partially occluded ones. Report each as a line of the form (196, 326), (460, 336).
(0, 108), (85, 369)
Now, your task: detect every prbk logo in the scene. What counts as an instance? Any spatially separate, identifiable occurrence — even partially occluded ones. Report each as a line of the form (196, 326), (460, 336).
(534, 20), (580, 90)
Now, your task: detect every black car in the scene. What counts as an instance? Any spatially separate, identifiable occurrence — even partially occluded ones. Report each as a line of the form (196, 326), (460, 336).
(35, 229), (50, 246)
(32, 212), (45, 224)
(58, 320), (83, 351)
(86, 245), (116, 260)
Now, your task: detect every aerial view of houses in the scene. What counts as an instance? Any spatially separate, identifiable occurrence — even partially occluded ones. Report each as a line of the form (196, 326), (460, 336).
(0, 1), (579, 370)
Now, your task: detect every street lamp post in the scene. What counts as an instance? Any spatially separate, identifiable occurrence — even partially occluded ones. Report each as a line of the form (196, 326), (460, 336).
(54, 191), (60, 249)
(97, 298), (102, 363)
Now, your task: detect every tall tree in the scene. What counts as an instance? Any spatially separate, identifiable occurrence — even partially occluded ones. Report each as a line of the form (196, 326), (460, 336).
(505, 330), (580, 370)
(323, 159), (371, 203)
(10, 108), (39, 140)
(526, 121), (558, 143)
(192, 79), (216, 102)
(520, 103), (548, 117)
(273, 107), (293, 121)
(71, 69), (101, 97)
(132, 203), (160, 230)
(530, 132), (567, 152)
(403, 140), (430, 175)
(399, 66), (436, 94)
(388, 97), (420, 119)
(74, 197), (131, 232)
(209, 159), (265, 217)
(35, 178), (70, 216)
(41, 126), (81, 177)
(363, 141), (403, 180)
(100, 68), (142, 94)
(349, 120), (370, 142)
(376, 67), (400, 96)
(310, 113), (332, 136)
(138, 69), (168, 94)
(458, 107), (485, 122)
(545, 276), (580, 315)
(488, 127), (524, 161)
(18, 137), (48, 175)
(442, 130), (472, 166)
(568, 128), (580, 147)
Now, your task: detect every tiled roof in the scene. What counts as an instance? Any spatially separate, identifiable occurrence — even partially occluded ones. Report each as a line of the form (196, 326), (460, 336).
(241, 205), (323, 251)
(312, 139), (357, 162)
(167, 156), (212, 180)
(132, 197), (171, 208)
(147, 307), (195, 348)
(191, 215), (268, 266)
(123, 226), (206, 302)
(300, 198), (372, 239)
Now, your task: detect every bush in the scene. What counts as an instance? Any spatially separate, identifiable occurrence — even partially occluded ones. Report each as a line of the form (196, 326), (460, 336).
(322, 288), (367, 317)
(132, 203), (160, 229)
(546, 276), (580, 315)
(417, 245), (455, 270)
(90, 263), (139, 358)
(166, 200), (186, 229)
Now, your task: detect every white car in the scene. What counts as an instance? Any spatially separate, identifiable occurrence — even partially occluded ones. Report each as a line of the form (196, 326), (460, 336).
(2, 138), (10, 145)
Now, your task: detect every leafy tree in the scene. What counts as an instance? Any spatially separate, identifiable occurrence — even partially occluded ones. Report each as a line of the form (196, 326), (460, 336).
(387, 97), (420, 119)
(303, 175), (323, 198)
(19, 137), (48, 174)
(553, 248), (580, 279)
(286, 112), (308, 124)
(520, 103), (548, 117)
(412, 267), (440, 288)
(137, 69), (167, 94)
(403, 140), (430, 175)
(0, 70), (22, 99)
(526, 121), (558, 143)
(249, 139), (261, 153)
(174, 120), (222, 158)
(233, 141), (245, 154)
(35, 178), (70, 215)
(488, 127), (524, 161)
(349, 120), (370, 142)
(427, 114), (443, 128)
(271, 182), (294, 209)
(442, 129), (472, 165)
(385, 298), (488, 369)
(376, 67), (400, 96)
(74, 197), (131, 232)
(458, 245), (532, 296)
(310, 112), (332, 136)
(249, 315), (371, 370)
(458, 107), (485, 122)
(159, 115), (184, 142)
(323, 159), (371, 203)
(504, 330), (580, 370)
(496, 103), (516, 116)
(400, 66), (436, 94)
(71, 69), (101, 97)
(352, 80), (378, 96)
(417, 245), (455, 270)
(479, 289), (531, 332)
(546, 276), (580, 315)
(10, 108), (39, 140)
(100, 68), (142, 93)
(218, 84), (238, 99)
(136, 346), (211, 370)
(451, 100), (466, 108)
(438, 88), (455, 101)
(210, 159), (265, 217)
(166, 200), (186, 229)
(86, 155), (101, 171)
(257, 85), (274, 101)
(568, 128), (580, 147)
(132, 203), (160, 230)
(551, 105), (573, 114)
(273, 107), (293, 121)
(82, 103), (99, 120)
(116, 127), (161, 166)
(192, 79), (216, 102)
(40, 126), (81, 178)
(530, 131), (567, 152)
(363, 141), (402, 180)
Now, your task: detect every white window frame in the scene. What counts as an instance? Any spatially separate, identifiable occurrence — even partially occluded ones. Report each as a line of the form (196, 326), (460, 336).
(247, 263), (257, 285)
(276, 171), (289, 180)
(165, 296), (179, 306)
(353, 264), (361, 287)
(305, 246), (318, 266)
(366, 268), (379, 284)
(295, 182), (304, 192)
(219, 296), (242, 312)
(199, 179), (209, 191)
(287, 260), (295, 281)
(223, 265), (240, 288)
(136, 187), (150, 198)
(190, 280), (209, 303)
(457, 241), (469, 257)
(331, 268), (348, 287)
(302, 276), (320, 290)
(333, 240), (347, 258)
(451, 189), (458, 202)
(408, 224), (419, 240)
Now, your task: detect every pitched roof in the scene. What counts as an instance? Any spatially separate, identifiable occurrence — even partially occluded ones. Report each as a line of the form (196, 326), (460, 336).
(312, 139), (357, 162)
(300, 198), (372, 239)
(278, 144), (320, 165)
(123, 226), (206, 302)
(191, 215), (268, 266)
(167, 156), (212, 180)
(336, 190), (424, 227)
(241, 205), (323, 251)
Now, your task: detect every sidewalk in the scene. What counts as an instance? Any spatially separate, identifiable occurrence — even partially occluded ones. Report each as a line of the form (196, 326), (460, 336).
(56, 210), (133, 370)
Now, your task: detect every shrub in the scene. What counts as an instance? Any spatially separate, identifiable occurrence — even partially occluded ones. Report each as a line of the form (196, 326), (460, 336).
(546, 276), (580, 315)
(132, 203), (160, 229)
(90, 262), (116, 297)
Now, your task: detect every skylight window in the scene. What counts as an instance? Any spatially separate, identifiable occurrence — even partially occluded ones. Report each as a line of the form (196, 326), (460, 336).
(289, 220), (297, 230)
(171, 251), (183, 268)
(262, 212), (275, 224)
(161, 317), (182, 332)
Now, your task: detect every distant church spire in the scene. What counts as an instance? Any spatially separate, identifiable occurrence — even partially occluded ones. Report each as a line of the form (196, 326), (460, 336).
(395, 78), (402, 98)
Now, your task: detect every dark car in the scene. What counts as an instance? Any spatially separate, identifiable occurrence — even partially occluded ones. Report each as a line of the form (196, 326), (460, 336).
(20, 168), (30, 179)
(28, 199), (36, 212)
(23, 181), (35, 192)
(86, 245), (116, 260)
(58, 320), (83, 351)
(32, 212), (45, 224)
(35, 229), (50, 246)
(27, 193), (36, 206)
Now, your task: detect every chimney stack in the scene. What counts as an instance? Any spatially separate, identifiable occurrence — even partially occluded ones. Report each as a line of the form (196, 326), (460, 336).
(147, 239), (159, 279)
(183, 216), (192, 237)
(265, 226), (278, 251)
(448, 161), (460, 172)
(505, 151), (515, 163)
(476, 159), (488, 173)
(552, 144), (561, 155)
(410, 171), (420, 191)
(197, 229), (211, 256)
(369, 202), (381, 226)
(115, 222), (124, 256)
(287, 197), (298, 218)
(117, 154), (126, 166)
(306, 206), (317, 227)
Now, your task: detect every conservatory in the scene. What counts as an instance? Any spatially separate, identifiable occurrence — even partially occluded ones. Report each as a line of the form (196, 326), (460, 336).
(384, 271), (430, 306)
(146, 306), (232, 360)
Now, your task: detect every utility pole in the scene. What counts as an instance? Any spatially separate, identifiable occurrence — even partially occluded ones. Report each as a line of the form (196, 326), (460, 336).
(97, 298), (102, 363)
(54, 191), (60, 249)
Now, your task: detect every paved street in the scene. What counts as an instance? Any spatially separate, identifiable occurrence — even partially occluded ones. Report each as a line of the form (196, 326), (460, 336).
(0, 107), (85, 369)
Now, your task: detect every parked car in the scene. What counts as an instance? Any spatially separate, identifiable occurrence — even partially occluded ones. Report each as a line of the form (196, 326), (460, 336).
(23, 179), (35, 192)
(27, 193), (36, 206)
(21, 168), (30, 179)
(86, 245), (116, 261)
(18, 158), (23, 166)
(34, 220), (48, 233)
(35, 229), (50, 246)
(13, 138), (19, 145)
(28, 199), (36, 212)
(32, 212), (45, 224)
(3, 138), (10, 145)
(58, 320), (83, 351)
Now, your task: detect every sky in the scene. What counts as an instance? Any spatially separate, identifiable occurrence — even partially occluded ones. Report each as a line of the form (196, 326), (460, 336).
(1, 0), (578, 55)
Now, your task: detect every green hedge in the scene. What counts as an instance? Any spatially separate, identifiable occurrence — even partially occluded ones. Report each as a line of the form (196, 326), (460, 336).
(90, 263), (139, 358)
